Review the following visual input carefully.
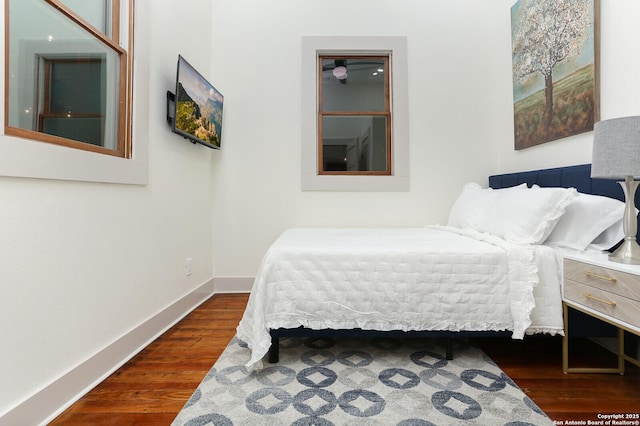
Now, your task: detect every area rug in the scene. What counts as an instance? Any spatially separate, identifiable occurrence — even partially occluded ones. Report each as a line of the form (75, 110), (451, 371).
(172, 335), (554, 425)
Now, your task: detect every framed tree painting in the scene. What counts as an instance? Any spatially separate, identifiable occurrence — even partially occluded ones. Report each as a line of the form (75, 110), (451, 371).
(511, 0), (600, 150)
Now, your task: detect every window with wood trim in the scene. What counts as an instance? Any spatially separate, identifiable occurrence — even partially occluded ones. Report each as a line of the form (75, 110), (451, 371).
(318, 55), (391, 175)
(5, 0), (133, 158)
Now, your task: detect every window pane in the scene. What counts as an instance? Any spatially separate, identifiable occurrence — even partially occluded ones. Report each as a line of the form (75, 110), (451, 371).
(49, 60), (105, 114)
(42, 117), (104, 146)
(321, 58), (386, 112)
(42, 59), (106, 146)
(322, 116), (388, 172)
(7, 0), (121, 150)
(59, 0), (112, 36)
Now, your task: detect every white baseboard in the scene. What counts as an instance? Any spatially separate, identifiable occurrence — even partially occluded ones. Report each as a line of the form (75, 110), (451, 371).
(213, 276), (254, 293)
(1, 279), (215, 426)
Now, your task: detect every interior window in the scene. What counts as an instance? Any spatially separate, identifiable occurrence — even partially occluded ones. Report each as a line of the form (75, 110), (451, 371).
(318, 55), (391, 175)
(301, 36), (409, 192)
(59, 0), (114, 38)
(5, 0), (131, 158)
(40, 58), (108, 148)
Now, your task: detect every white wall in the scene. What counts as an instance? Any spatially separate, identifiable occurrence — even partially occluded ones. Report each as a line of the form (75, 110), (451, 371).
(492, 0), (640, 173)
(210, 0), (505, 278)
(0, 0), (216, 422)
(210, 0), (640, 280)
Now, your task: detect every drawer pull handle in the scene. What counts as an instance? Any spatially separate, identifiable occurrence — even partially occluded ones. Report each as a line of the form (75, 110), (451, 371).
(584, 271), (617, 283)
(584, 293), (617, 307)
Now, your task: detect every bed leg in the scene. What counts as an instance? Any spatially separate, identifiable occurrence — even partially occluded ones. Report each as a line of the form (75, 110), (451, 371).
(267, 336), (280, 363)
(445, 338), (453, 360)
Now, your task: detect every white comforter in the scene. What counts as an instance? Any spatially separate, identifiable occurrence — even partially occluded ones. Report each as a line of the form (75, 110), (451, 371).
(237, 226), (564, 369)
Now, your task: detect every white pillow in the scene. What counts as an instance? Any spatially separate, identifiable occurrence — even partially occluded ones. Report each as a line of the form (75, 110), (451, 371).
(448, 183), (575, 244)
(545, 193), (626, 251)
(588, 220), (625, 251)
(447, 183), (495, 229)
(447, 183), (526, 229)
(481, 185), (577, 244)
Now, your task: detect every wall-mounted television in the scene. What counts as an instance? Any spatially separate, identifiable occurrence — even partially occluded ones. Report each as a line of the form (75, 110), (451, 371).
(166, 55), (223, 149)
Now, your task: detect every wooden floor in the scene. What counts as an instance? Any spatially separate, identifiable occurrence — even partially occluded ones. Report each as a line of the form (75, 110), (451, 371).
(51, 293), (639, 425)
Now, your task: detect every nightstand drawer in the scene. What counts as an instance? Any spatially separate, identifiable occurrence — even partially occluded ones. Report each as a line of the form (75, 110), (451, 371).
(564, 259), (640, 302)
(564, 280), (640, 329)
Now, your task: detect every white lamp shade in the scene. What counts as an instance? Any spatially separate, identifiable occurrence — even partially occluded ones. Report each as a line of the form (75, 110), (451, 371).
(591, 116), (640, 180)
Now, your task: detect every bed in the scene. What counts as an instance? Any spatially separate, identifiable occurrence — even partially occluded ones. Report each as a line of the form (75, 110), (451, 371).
(237, 164), (629, 370)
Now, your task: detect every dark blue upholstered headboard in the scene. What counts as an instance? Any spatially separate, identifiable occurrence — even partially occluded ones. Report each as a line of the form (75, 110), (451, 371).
(489, 163), (640, 241)
(488, 164), (625, 200)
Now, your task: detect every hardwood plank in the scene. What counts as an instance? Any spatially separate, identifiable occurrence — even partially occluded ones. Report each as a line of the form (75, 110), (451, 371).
(477, 334), (640, 423)
(49, 293), (640, 425)
(50, 413), (177, 425)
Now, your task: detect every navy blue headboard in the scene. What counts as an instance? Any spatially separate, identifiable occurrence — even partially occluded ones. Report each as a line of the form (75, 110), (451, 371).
(488, 164), (626, 201)
(489, 163), (640, 242)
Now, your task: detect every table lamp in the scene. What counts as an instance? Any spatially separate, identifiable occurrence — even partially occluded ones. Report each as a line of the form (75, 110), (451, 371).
(591, 116), (640, 264)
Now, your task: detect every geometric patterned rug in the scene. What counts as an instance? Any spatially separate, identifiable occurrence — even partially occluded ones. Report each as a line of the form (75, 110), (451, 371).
(172, 335), (554, 425)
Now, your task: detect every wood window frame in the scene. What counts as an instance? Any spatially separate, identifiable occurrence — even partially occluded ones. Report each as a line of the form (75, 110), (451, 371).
(301, 36), (409, 192)
(317, 54), (392, 176)
(4, 0), (132, 158)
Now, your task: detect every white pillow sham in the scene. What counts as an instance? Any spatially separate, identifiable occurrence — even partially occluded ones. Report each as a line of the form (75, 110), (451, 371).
(545, 192), (626, 251)
(588, 220), (625, 251)
(448, 183), (576, 244)
(484, 185), (576, 244)
(447, 183), (526, 230)
(447, 183), (495, 229)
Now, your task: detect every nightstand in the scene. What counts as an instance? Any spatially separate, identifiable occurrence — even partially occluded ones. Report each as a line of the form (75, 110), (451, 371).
(562, 252), (640, 374)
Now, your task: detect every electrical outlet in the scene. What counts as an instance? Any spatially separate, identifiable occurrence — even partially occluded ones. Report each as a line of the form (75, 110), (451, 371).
(185, 258), (193, 276)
